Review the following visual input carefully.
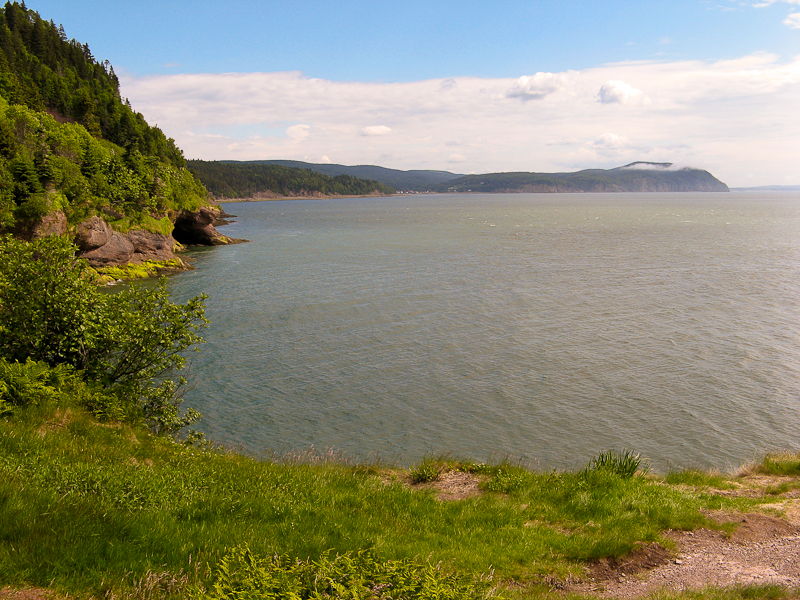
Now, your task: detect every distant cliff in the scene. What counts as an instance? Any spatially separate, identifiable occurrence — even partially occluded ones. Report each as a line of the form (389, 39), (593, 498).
(436, 163), (730, 194)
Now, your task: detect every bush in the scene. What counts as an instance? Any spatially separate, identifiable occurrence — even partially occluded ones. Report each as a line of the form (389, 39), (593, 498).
(0, 235), (207, 433)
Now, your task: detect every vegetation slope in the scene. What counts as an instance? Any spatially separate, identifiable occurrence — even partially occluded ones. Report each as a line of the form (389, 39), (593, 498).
(4, 375), (800, 599)
(0, 1), (208, 235)
(187, 160), (396, 199)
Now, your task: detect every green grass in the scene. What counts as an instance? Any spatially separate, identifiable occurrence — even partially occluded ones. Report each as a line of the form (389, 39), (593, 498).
(754, 453), (800, 477)
(0, 400), (785, 599)
(664, 469), (738, 490)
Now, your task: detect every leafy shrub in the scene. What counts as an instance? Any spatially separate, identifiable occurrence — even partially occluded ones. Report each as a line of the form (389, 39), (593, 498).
(0, 358), (68, 409)
(0, 357), (123, 420)
(0, 235), (207, 433)
(585, 450), (647, 479)
(196, 545), (502, 600)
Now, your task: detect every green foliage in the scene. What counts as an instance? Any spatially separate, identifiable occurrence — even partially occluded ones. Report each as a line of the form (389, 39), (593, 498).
(0, 3), (210, 231)
(0, 357), (120, 420)
(197, 545), (501, 600)
(0, 235), (206, 433)
(0, 2), (185, 167)
(0, 357), (65, 414)
(188, 160), (395, 199)
(584, 449), (648, 479)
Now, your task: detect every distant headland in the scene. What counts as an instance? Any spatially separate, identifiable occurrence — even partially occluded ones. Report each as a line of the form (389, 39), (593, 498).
(189, 159), (730, 198)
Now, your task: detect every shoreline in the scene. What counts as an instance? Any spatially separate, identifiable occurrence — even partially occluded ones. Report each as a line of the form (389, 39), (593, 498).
(213, 192), (399, 203)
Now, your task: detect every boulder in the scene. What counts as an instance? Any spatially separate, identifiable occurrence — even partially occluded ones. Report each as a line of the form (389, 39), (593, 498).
(74, 216), (112, 251)
(79, 232), (135, 267)
(12, 210), (68, 241)
(30, 210), (67, 239)
(128, 229), (178, 263)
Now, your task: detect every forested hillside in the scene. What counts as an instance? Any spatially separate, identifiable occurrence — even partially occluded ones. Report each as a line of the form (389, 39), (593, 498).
(436, 163), (730, 193)
(0, 1), (208, 235)
(188, 159), (395, 199)
(249, 159), (462, 192)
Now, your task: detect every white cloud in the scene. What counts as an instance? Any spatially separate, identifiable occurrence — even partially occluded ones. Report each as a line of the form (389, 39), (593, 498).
(506, 72), (569, 101)
(286, 124), (310, 141)
(592, 133), (629, 149)
(359, 125), (392, 136)
(121, 53), (800, 187)
(753, 0), (800, 6)
(596, 80), (644, 104)
(448, 154), (467, 163)
(784, 11), (800, 26)
(320, 155), (332, 163)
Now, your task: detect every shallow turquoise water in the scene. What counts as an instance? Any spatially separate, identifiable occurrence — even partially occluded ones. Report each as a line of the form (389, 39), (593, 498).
(165, 192), (800, 471)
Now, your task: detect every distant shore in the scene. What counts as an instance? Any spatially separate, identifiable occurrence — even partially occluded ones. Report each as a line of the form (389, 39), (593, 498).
(213, 191), (398, 203)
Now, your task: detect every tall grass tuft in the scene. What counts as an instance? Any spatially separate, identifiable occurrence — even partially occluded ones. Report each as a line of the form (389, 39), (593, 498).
(585, 449), (648, 479)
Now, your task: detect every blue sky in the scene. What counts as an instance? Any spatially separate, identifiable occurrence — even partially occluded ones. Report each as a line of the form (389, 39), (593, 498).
(27, 0), (800, 186)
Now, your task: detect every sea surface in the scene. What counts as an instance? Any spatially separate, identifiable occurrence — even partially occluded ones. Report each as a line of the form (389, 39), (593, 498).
(164, 192), (800, 472)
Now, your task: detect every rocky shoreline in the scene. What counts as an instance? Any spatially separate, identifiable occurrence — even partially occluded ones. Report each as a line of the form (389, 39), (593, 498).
(11, 205), (245, 270)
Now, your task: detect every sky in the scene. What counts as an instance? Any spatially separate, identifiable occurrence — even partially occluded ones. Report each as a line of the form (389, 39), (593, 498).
(27, 0), (800, 187)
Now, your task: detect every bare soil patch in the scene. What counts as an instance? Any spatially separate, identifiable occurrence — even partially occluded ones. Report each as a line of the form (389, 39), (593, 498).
(568, 474), (800, 598)
(395, 468), (484, 501)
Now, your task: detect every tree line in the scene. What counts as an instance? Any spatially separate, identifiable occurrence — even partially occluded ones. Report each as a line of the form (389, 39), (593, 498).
(188, 160), (395, 199)
(0, 1), (184, 166)
(0, 1), (208, 232)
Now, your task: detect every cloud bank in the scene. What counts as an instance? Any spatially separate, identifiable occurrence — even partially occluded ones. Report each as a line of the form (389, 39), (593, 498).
(122, 53), (800, 187)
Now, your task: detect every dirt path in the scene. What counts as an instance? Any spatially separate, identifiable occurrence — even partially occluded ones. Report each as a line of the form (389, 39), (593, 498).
(572, 511), (800, 597)
(569, 475), (800, 598)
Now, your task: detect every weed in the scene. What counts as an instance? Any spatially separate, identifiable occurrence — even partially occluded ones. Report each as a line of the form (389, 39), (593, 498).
(410, 458), (446, 483)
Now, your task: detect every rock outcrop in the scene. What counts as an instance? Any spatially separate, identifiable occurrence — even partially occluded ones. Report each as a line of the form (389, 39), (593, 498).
(12, 210), (68, 241)
(74, 216), (112, 251)
(172, 206), (240, 246)
(71, 205), (243, 269)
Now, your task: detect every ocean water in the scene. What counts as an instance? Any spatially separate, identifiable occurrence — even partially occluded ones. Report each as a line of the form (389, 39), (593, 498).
(164, 192), (800, 472)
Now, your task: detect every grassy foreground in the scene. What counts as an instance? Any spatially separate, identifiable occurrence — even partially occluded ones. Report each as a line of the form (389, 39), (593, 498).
(1, 397), (798, 599)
